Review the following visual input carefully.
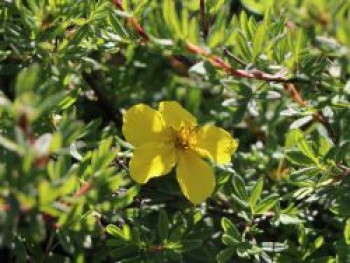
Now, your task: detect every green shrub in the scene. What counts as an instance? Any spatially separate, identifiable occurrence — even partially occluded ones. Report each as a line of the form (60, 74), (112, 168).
(0, 0), (349, 262)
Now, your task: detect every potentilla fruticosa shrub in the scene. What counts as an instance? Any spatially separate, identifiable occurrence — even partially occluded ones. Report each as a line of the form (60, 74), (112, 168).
(0, 0), (350, 262)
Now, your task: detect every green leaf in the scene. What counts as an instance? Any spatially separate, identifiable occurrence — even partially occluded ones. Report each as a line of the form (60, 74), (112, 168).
(285, 129), (305, 148)
(222, 234), (239, 246)
(162, 0), (182, 38)
(291, 130), (316, 161)
(207, 0), (226, 14)
(336, 240), (350, 263)
(285, 150), (316, 166)
(122, 224), (131, 241)
(235, 31), (251, 61)
(314, 236), (324, 250)
(113, 185), (140, 209)
(252, 23), (266, 61)
(279, 214), (304, 225)
(15, 64), (41, 94)
(91, 137), (118, 173)
(0, 134), (24, 155)
(106, 224), (129, 242)
(249, 177), (264, 211)
(157, 210), (169, 242)
(344, 219), (350, 245)
(261, 242), (287, 252)
(169, 225), (185, 242)
(241, 0), (274, 15)
(221, 217), (240, 241)
(317, 136), (332, 157)
(255, 194), (279, 215)
(207, 7), (227, 48)
(217, 247), (235, 263)
(179, 239), (202, 252)
(232, 174), (248, 201)
(38, 180), (58, 206)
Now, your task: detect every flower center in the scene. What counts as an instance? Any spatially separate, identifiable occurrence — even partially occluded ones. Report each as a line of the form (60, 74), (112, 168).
(173, 125), (198, 151)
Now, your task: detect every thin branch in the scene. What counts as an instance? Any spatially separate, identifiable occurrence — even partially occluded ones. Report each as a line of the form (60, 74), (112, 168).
(185, 41), (289, 83)
(200, 0), (208, 40)
(282, 83), (307, 107)
(223, 47), (247, 67)
(73, 181), (92, 198)
(332, 164), (350, 182)
(113, 0), (149, 42)
(42, 232), (55, 263)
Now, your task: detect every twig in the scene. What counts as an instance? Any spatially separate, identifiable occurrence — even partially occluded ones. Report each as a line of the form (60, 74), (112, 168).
(42, 232), (55, 263)
(73, 181), (92, 198)
(283, 83), (336, 141)
(185, 41), (289, 83)
(283, 83), (307, 107)
(200, 0), (208, 40)
(113, 0), (149, 42)
(223, 47), (247, 67)
(332, 164), (350, 182)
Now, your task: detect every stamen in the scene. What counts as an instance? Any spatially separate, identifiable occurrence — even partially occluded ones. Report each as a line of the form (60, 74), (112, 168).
(173, 124), (198, 151)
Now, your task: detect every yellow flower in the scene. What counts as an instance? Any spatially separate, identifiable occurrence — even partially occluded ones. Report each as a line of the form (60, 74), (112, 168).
(122, 101), (238, 204)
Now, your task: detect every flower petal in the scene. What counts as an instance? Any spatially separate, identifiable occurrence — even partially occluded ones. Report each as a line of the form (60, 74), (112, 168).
(129, 142), (175, 184)
(196, 125), (238, 164)
(123, 104), (169, 146)
(158, 101), (197, 130)
(176, 151), (215, 204)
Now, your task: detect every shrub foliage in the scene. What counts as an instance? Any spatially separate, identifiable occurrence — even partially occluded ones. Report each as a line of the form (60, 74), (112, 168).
(0, 0), (350, 262)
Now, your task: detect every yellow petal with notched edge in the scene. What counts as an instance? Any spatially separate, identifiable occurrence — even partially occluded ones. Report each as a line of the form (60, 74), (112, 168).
(196, 125), (238, 164)
(176, 151), (215, 204)
(123, 104), (170, 147)
(158, 101), (197, 130)
(129, 142), (176, 184)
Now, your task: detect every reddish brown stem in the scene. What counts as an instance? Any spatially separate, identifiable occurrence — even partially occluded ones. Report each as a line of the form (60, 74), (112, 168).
(283, 83), (307, 107)
(200, 0), (208, 40)
(186, 41), (288, 83)
(73, 182), (92, 198)
(112, 0), (149, 42)
(113, 0), (123, 10)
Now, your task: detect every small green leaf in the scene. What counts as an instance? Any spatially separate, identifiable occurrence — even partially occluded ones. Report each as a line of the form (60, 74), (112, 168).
(162, 0), (182, 38)
(221, 217), (240, 241)
(179, 239), (202, 252)
(157, 210), (169, 242)
(344, 219), (350, 245)
(249, 177), (264, 211)
(217, 247), (235, 263)
(252, 23), (266, 60)
(255, 194), (279, 215)
(15, 64), (41, 94)
(122, 224), (131, 241)
(232, 174), (248, 201)
(318, 136), (332, 157)
(106, 224), (128, 241)
(285, 150), (316, 166)
(222, 234), (239, 246)
(0, 134), (24, 155)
